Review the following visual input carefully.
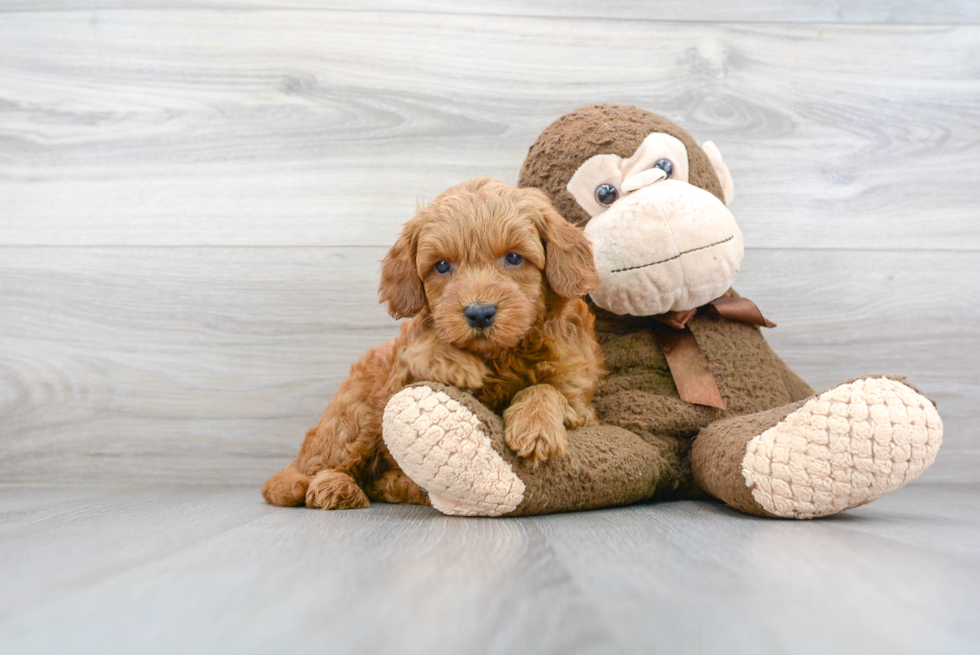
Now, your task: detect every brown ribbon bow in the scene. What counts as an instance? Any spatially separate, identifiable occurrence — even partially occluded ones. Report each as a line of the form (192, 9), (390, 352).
(652, 295), (775, 410)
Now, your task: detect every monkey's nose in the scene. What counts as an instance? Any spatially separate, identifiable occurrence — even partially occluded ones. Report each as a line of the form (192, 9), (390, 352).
(464, 303), (497, 329)
(622, 166), (668, 193)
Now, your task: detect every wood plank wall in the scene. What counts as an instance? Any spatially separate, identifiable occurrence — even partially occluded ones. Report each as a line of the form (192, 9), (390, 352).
(1, 2), (978, 484)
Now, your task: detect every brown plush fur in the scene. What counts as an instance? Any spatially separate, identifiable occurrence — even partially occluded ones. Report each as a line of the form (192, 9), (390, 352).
(510, 104), (816, 499)
(518, 104), (726, 227)
(513, 104), (816, 506)
(263, 177), (603, 509)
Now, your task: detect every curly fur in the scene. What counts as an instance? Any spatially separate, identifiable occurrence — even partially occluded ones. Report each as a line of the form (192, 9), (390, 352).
(262, 177), (604, 509)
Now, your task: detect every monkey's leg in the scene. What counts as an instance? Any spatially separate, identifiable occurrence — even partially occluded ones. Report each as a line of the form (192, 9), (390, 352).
(691, 376), (943, 519)
(381, 382), (686, 516)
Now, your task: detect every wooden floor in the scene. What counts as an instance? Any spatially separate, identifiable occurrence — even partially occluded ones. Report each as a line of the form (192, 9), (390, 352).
(0, 484), (978, 654)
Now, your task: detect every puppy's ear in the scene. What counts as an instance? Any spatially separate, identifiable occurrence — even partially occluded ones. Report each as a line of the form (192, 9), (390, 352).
(523, 188), (600, 298)
(379, 216), (425, 319)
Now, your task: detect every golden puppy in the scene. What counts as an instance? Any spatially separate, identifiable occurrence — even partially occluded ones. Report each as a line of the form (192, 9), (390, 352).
(262, 177), (603, 510)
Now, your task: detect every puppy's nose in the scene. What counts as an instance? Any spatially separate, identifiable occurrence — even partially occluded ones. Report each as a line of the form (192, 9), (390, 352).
(464, 303), (497, 329)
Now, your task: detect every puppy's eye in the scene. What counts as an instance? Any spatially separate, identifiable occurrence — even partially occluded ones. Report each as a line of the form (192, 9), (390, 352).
(433, 260), (451, 275)
(594, 183), (619, 207)
(654, 158), (674, 178)
(504, 252), (524, 267)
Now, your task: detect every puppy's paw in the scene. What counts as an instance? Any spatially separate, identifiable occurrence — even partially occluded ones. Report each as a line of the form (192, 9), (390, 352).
(503, 402), (569, 464)
(306, 469), (370, 510)
(366, 468), (431, 506)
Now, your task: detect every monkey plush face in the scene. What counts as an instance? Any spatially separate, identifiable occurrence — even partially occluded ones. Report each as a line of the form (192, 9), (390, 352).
(567, 131), (742, 316)
(518, 104), (741, 317)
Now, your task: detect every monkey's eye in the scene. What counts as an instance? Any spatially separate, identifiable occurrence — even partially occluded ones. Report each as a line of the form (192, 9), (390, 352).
(433, 260), (451, 275)
(594, 183), (619, 207)
(504, 252), (524, 267)
(654, 159), (674, 178)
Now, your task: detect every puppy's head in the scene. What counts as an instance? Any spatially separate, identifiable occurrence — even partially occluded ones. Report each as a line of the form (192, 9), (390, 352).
(379, 177), (599, 357)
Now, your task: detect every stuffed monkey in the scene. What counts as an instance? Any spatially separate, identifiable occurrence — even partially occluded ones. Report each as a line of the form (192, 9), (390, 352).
(381, 105), (942, 519)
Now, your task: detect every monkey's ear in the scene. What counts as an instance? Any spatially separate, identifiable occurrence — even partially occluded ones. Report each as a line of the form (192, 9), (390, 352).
(701, 141), (735, 205)
(524, 188), (600, 298)
(379, 218), (425, 319)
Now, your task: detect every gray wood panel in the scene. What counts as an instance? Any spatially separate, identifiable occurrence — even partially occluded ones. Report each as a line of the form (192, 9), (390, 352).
(539, 486), (980, 655)
(0, 485), (277, 615)
(1, 12), (978, 251)
(1, 484), (978, 654)
(0, 2), (977, 487)
(1, 1), (978, 24)
(1, 246), (976, 484)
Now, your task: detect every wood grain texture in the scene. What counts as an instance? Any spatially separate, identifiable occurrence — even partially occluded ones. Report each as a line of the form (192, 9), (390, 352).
(0, 12), (978, 250)
(0, 485), (277, 616)
(1, 484), (978, 654)
(1, 246), (976, 484)
(1, 1), (978, 24)
(0, 247), (398, 483)
(0, 4), (976, 486)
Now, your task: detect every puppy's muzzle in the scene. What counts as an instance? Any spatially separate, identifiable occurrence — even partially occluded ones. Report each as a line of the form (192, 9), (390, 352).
(464, 303), (497, 329)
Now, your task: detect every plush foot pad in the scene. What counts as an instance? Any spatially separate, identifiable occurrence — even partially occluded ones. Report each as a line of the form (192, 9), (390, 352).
(383, 385), (526, 517)
(741, 377), (942, 519)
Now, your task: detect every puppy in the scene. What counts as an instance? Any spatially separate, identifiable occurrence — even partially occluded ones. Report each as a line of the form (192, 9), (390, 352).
(262, 177), (603, 510)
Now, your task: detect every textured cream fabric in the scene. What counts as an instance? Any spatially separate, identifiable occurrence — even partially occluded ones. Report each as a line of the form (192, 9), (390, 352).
(382, 386), (526, 517)
(565, 132), (691, 219)
(742, 378), (943, 519)
(565, 132), (743, 317)
(700, 140), (734, 205)
(583, 180), (744, 316)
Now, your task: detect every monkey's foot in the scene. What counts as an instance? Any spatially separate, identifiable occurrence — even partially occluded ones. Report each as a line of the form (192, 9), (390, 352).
(382, 384), (526, 517)
(695, 376), (943, 519)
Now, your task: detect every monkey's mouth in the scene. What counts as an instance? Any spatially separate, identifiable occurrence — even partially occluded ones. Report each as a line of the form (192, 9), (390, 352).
(610, 235), (735, 274)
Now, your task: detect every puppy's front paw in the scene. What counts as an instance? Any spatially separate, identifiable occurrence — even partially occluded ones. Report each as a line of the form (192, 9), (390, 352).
(503, 402), (569, 464)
